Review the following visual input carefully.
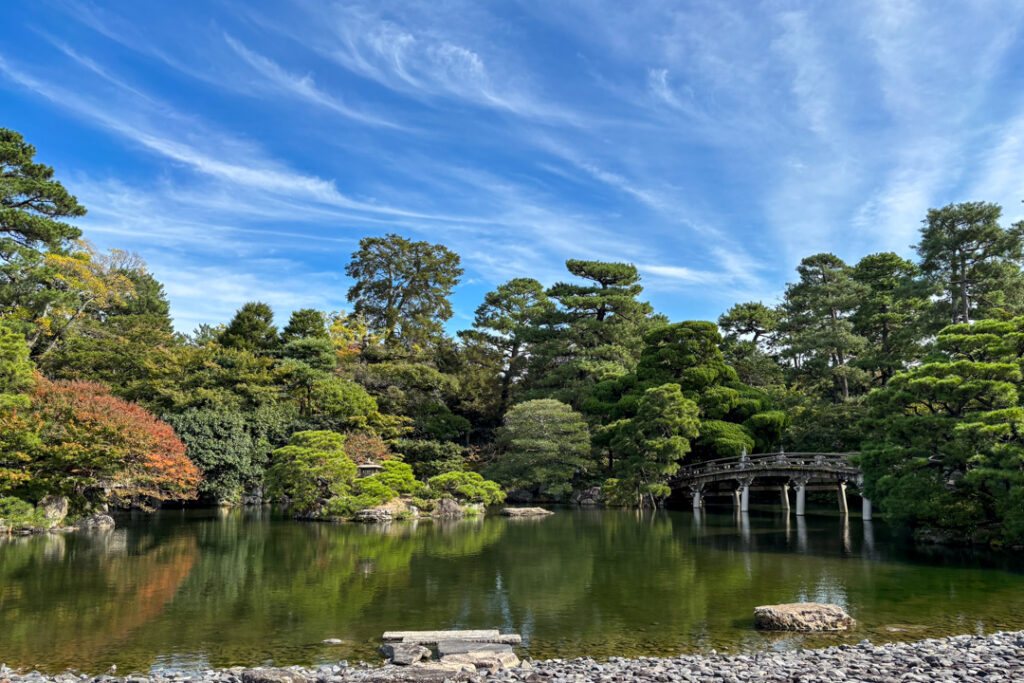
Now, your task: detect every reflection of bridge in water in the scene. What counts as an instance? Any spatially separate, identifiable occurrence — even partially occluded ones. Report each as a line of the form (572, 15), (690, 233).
(671, 450), (871, 519)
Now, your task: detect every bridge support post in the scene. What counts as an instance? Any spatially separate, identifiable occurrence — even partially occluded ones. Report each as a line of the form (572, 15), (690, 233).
(731, 488), (741, 510)
(838, 480), (849, 515)
(737, 477), (753, 513)
(780, 483), (790, 512)
(862, 496), (872, 521)
(689, 484), (703, 510)
(792, 476), (810, 516)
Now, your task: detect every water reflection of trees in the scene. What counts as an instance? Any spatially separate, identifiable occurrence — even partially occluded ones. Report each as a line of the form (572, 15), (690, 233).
(5, 509), (1024, 672)
(0, 530), (198, 671)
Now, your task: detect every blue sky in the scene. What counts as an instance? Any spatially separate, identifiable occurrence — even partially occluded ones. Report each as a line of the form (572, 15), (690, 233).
(4, 1), (1024, 333)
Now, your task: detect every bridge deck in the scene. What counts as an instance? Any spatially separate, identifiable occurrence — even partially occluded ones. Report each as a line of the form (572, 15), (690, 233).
(672, 452), (860, 488)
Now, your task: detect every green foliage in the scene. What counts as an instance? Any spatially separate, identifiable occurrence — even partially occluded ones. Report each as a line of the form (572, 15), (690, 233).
(527, 260), (659, 410)
(458, 278), (553, 420)
(41, 267), (180, 391)
(346, 234), (463, 348)
(718, 302), (779, 344)
(0, 128), (87, 339)
(391, 438), (465, 478)
(851, 252), (933, 387)
(0, 322), (34, 410)
(917, 202), (1024, 324)
(219, 302), (279, 355)
(163, 405), (289, 503)
(599, 384), (700, 507)
(265, 431), (356, 515)
(281, 308), (329, 342)
(0, 496), (45, 529)
(779, 253), (867, 401)
(426, 471), (505, 505)
(374, 461), (423, 495)
(860, 317), (1024, 543)
(489, 399), (590, 499)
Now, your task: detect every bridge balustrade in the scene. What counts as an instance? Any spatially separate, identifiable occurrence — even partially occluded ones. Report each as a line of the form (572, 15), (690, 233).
(673, 451), (869, 518)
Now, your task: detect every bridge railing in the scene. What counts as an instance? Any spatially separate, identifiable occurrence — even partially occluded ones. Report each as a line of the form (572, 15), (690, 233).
(675, 452), (858, 481)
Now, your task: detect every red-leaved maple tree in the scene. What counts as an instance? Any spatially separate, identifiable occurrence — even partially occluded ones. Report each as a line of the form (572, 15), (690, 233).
(12, 378), (201, 510)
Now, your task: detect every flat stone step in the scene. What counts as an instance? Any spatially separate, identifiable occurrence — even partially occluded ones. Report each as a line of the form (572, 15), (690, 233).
(383, 630), (499, 643)
(437, 641), (515, 657)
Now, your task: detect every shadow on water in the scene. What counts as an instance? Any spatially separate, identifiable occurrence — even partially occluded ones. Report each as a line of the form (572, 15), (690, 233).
(2, 506), (1024, 673)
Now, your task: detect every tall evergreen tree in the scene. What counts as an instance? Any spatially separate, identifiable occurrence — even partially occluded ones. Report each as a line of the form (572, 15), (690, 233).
(0, 128), (87, 335)
(281, 308), (329, 342)
(851, 252), (933, 387)
(916, 201), (1024, 324)
(528, 260), (658, 410)
(458, 278), (552, 416)
(220, 302), (279, 355)
(489, 399), (590, 499)
(779, 253), (867, 401)
(345, 234), (463, 348)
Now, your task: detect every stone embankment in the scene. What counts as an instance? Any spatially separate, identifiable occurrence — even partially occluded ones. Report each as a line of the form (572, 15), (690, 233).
(3, 631), (1024, 683)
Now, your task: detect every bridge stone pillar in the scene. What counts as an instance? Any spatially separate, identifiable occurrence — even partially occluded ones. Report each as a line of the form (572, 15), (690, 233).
(689, 484), (703, 510)
(732, 488), (741, 510)
(862, 496), (873, 521)
(792, 475), (810, 516)
(838, 480), (849, 515)
(738, 477), (754, 513)
(780, 483), (790, 512)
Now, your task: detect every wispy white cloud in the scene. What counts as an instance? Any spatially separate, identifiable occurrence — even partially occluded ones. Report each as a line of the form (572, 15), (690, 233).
(222, 33), (401, 128)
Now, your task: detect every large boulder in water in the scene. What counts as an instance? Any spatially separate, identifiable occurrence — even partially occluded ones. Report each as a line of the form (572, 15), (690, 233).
(380, 642), (431, 665)
(241, 669), (308, 683)
(434, 498), (463, 519)
(38, 495), (68, 526)
(74, 513), (115, 531)
(754, 603), (856, 631)
(500, 507), (553, 517)
(355, 509), (393, 524)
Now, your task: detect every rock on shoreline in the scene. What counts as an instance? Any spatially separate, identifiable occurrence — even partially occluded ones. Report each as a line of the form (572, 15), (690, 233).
(3, 630), (1023, 682)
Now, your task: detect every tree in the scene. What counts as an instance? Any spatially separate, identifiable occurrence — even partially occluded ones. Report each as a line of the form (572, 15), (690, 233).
(162, 406), (274, 503)
(489, 399), (590, 499)
(41, 264), (180, 390)
(861, 318), (1024, 543)
(600, 384), (700, 507)
(779, 253), (867, 401)
(459, 278), (552, 415)
(25, 243), (136, 358)
(219, 302), (279, 354)
(718, 302), (779, 345)
(281, 308), (329, 342)
(345, 234), (463, 348)
(916, 202), (1024, 324)
(0, 322), (33, 410)
(851, 252), (933, 387)
(528, 260), (658, 410)
(590, 322), (780, 469)
(426, 471), (505, 505)
(391, 438), (465, 479)
(265, 430), (356, 515)
(0, 377), (201, 511)
(0, 128), (87, 334)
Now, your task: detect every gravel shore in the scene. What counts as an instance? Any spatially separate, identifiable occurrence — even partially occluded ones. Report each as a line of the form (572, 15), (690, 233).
(2, 631), (1022, 683)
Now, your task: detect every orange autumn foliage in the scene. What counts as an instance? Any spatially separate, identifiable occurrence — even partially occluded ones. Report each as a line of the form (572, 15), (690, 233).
(15, 377), (201, 508)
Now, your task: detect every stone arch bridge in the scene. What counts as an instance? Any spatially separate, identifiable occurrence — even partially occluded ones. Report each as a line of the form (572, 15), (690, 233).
(671, 451), (871, 518)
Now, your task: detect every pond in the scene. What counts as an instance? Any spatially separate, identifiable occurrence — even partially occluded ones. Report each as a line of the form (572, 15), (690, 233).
(2, 506), (1024, 673)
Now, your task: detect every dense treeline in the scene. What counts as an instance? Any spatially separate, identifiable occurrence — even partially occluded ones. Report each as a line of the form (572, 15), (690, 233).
(1, 127), (1023, 543)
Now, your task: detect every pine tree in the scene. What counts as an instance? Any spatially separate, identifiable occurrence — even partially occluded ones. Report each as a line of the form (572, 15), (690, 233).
(220, 302), (279, 355)
(528, 260), (659, 410)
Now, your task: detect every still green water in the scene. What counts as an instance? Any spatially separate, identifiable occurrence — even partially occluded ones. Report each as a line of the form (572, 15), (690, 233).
(2, 506), (1024, 673)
